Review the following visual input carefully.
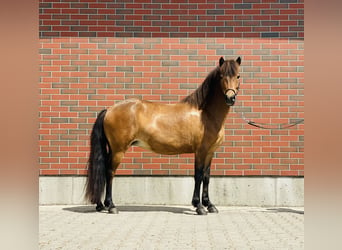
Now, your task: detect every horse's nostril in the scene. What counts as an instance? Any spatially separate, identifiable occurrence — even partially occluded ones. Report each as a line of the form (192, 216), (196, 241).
(225, 94), (235, 106)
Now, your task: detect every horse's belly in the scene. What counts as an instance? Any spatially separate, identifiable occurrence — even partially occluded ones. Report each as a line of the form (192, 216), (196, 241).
(152, 140), (195, 155)
(132, 136), (195, 155)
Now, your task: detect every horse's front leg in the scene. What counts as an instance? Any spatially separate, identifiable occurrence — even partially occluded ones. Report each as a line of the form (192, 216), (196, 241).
(192, 159), (207, 215)
(202, 162), (218, 213)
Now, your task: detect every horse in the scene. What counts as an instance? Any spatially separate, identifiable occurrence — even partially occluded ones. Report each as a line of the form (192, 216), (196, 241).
(85, 56), (242, 215)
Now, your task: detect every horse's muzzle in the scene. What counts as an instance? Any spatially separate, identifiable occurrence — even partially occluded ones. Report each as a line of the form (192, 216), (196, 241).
(225, 89), (236, 106)
(225, 95), (235, 106)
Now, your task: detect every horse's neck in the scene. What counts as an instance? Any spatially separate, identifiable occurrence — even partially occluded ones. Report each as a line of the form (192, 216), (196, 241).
(202, 90), (230, 130)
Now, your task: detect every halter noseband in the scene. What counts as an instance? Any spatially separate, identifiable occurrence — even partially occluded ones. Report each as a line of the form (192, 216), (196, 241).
(224, 88), (237, 97)
(224, 88), (238, 106)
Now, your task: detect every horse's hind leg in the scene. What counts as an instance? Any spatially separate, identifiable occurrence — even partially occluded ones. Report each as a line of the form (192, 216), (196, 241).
(104, 151), (124, 214)
(104, 170), (117, 214)
(96, 202), (105, 212)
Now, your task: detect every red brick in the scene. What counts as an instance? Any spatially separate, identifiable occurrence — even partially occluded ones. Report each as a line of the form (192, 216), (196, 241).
(281, 171), (299, 176)
(290, 165), (304, 170)
(225, 170), (243, 176)
(244, 170), (262, 176)
(262, 158), (280, 164)
(40, 169), (60, 175)
(261, 170), (280, 176)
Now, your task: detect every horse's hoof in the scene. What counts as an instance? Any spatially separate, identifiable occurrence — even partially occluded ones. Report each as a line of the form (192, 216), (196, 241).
(108, 207), (119, 214)
(196, 207), (207, 215)
(96, 204), (105, 212)
(207, 205), (219, 213)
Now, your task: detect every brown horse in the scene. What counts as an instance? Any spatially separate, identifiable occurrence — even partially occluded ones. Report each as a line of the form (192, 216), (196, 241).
(85, 57), (241, 215)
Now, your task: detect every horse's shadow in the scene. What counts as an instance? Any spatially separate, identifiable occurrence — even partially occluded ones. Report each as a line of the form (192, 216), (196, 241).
(265, 207), (304, 215)
(63, 205), (195, 215)
(63, 205), (304, 215)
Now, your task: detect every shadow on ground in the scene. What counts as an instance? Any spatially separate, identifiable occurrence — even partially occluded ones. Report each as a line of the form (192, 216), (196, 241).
(62, 205), (303, 215)
(265, 208), (304, 215)
(63, 205), (195, 214)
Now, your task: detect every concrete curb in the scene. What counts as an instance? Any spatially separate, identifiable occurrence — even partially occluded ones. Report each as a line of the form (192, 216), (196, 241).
(39, 176), (304, 206)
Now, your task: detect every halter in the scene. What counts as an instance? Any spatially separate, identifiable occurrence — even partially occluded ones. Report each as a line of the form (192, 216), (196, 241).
(224, 88), (237, 97)
(224, 89), (238, 105)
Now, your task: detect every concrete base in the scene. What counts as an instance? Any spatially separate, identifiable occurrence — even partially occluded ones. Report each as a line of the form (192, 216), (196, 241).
(39, 176), (304, 206)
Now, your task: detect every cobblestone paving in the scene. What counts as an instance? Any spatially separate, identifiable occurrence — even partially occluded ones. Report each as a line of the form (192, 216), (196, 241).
(39, 205), (304, 249)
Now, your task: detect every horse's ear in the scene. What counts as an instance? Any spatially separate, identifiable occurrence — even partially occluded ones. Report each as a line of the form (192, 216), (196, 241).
(219, 57), (225, 67)
(236, 56), (241, 65)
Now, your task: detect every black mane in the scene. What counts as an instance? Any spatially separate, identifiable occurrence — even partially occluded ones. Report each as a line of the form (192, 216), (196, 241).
(181, 59), (238, 110)
(181, 67), (219, 109)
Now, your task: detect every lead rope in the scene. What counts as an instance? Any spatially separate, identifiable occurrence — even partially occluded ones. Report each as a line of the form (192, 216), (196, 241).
(239, 112), (304, 130)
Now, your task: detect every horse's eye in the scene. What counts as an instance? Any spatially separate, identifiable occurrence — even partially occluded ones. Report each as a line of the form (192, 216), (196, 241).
(237, 75), (240, 79)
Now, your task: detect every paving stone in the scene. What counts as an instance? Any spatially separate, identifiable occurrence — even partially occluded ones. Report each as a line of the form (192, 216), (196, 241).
(39, 205), (304, 249)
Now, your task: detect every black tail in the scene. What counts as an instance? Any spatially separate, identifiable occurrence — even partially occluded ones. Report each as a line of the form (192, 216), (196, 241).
(85, 109), (109, 204)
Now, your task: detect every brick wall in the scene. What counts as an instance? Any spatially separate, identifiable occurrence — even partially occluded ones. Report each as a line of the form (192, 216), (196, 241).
(39, 0), (304, 39)
(39, 0), (304, 177)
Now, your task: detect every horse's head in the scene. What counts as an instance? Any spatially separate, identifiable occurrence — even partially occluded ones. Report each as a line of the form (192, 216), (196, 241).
(218, 57), (241, 106)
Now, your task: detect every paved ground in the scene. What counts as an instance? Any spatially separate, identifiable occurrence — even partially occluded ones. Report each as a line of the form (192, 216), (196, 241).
(39, 205), (304, 249)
